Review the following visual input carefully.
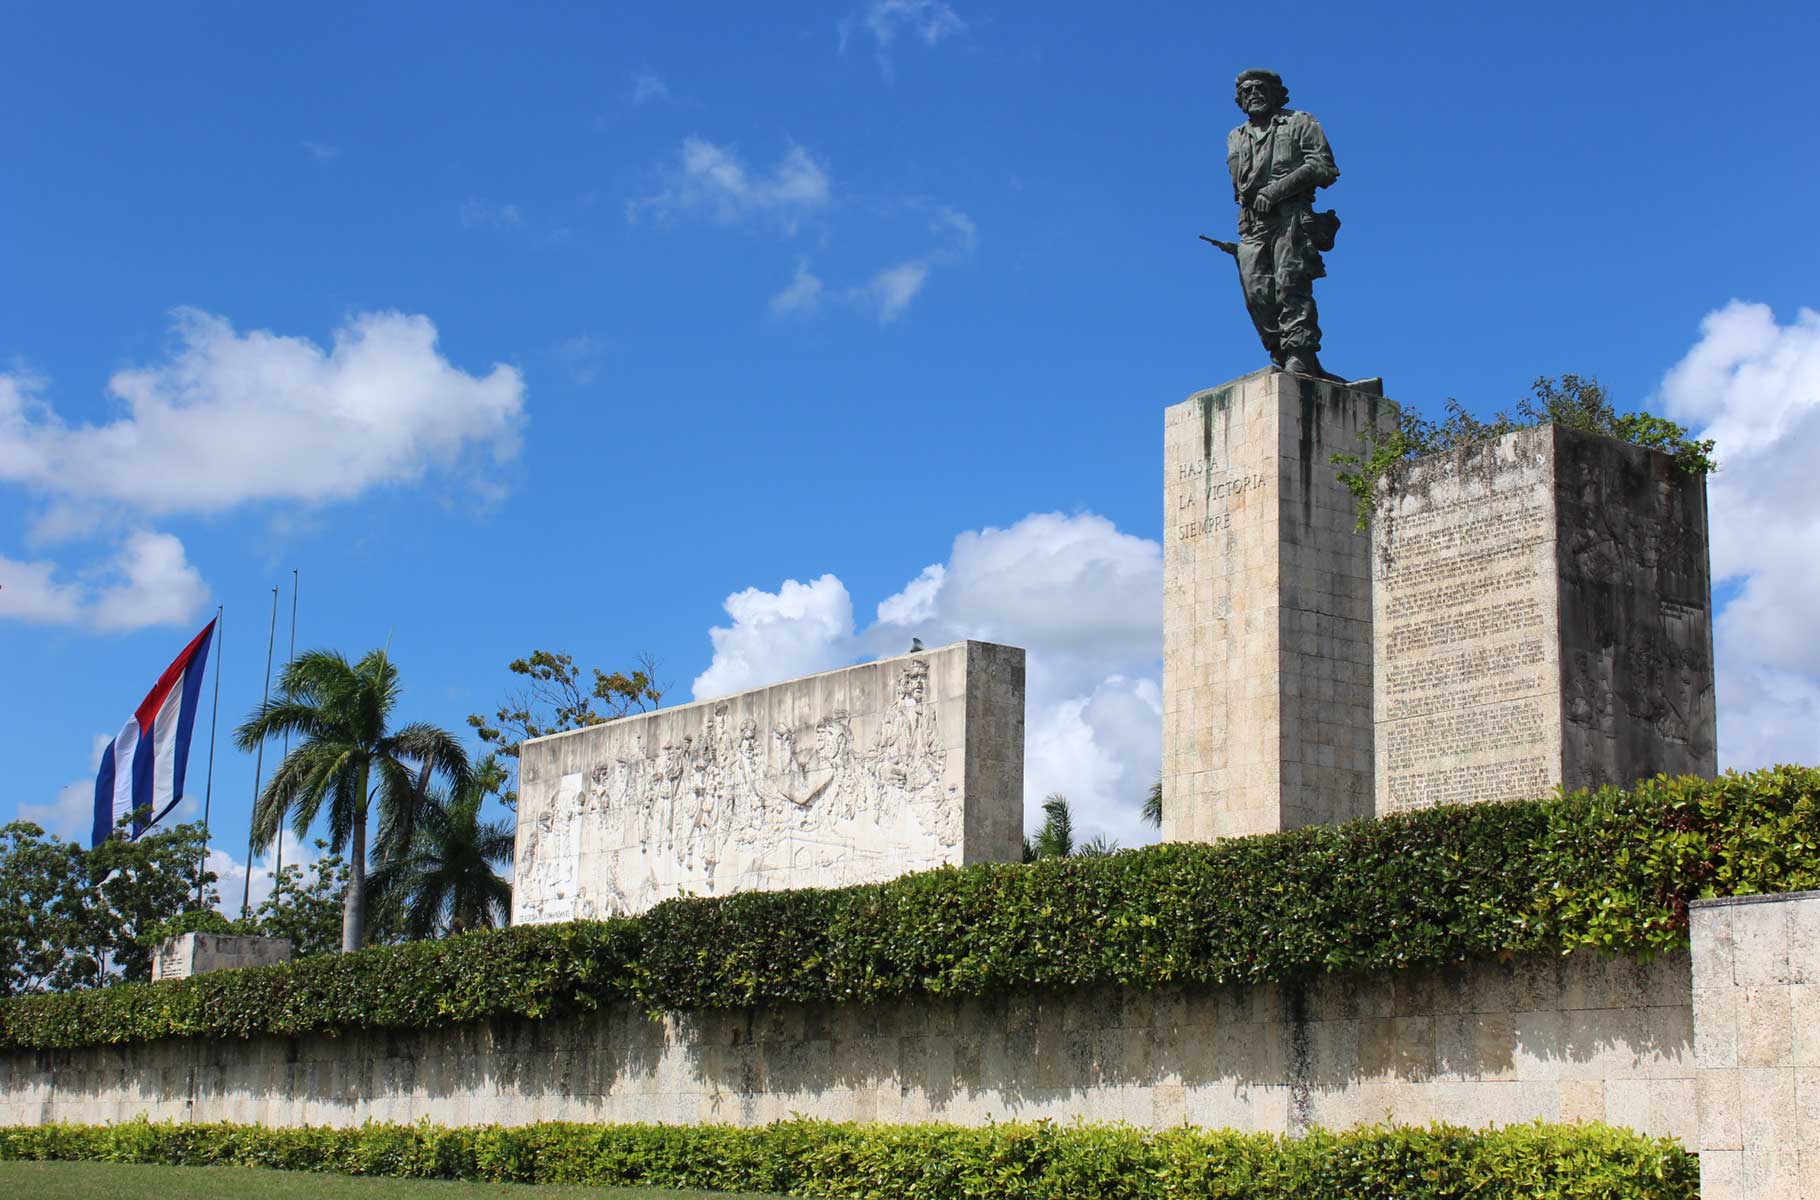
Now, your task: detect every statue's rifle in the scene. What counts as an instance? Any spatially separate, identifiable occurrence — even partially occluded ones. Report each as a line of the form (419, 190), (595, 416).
(1198, 234), (1238, 257)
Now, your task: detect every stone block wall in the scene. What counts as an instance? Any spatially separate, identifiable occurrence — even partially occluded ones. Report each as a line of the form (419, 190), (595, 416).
(1162, 369), (1394, 840)
(514, 641), (1024, 921)
(1690, 891), (1820, 1200)
(0, 950), (1692, 1140)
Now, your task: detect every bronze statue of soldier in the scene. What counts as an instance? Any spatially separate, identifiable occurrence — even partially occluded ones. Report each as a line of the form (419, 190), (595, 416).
(1217, 68), (1341, 379)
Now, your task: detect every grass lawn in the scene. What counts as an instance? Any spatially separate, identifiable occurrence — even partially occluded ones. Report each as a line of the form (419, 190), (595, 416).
(0, 1161), (793, 1199)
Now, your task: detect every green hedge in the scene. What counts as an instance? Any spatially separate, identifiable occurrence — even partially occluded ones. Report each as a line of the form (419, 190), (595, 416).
(0, 1118), (1699, 1199)
(3, 766), (1816, 1051)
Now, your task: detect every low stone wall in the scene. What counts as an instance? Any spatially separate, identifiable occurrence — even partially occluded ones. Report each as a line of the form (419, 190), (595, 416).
(0, 949), (1691, 1139)
(1690, 890), (1820, 1200)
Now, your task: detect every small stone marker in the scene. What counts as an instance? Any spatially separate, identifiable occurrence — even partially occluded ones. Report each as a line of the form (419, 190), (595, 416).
(1373, 426), (1715, 810)
(1162, 368), (1393, 839)
(512, 640), (1025, 921)
(150, 932), (292, 981)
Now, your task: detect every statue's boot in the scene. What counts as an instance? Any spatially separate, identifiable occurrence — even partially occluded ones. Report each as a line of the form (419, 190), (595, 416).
(1282, 351), (1325, 378)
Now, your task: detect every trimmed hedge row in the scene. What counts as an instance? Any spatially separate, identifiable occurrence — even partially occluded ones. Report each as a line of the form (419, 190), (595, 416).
(0, 1117), (1700, 1199)
(2, 766), (1816, 1051)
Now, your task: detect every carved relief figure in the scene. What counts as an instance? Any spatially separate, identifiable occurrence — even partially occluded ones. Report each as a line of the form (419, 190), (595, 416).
(518, 656), (957, 919)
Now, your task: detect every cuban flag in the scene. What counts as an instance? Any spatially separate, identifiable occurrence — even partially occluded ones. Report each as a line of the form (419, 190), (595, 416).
(91, 618), (217, 848)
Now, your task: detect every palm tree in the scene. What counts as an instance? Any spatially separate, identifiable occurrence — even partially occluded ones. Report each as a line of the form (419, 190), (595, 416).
(234, 648), (470, 952)
(370, 755), (515, 939)
(1142, 774), (1162, 829)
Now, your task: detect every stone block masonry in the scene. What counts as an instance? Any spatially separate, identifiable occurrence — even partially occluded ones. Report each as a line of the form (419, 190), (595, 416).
(1689, 891), (1820, 1200)
(514, 641), (1024, 921)
(0, 949), (1693, 1139)
(1162, 368), (1395, 840)
(1373, 426), (1715, 813)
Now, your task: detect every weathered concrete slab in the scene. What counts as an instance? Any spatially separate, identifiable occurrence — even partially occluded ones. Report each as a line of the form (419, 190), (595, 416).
(1162, 369), (1394, 840)
(1690, 891), (1820, 1200)
(512, 641), (1024, 921)
(150, 933), (291, 982)
(1372, 426), (1715, 813)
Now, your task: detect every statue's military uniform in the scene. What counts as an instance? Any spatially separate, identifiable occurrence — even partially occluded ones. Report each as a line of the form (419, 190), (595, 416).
(1225, 108), (1339, 364)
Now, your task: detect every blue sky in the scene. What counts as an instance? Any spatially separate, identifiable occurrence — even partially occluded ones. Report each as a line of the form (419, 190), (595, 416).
(3, 1), (1818, 900)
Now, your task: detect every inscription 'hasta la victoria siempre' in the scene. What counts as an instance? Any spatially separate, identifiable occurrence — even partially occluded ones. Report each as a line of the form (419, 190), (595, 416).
(516, 657), (956, 921)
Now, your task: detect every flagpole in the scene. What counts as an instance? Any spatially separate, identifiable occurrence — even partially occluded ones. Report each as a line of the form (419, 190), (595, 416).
(274, 569), (298, 898)
(194, 604), (224, 907)
(241, 587), (279, 918)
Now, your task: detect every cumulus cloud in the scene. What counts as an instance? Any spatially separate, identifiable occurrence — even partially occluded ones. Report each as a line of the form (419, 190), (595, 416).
(0, 531), (208, 632)
(205, 830), (319, 915)
(770, 260), (825, 316)
(1658, 301), (1820, 767)
(628, 139), (831, 232)
(692, 574), (856, 700)
(691, 513), (1164, 846)
(0, 308), (524, 530)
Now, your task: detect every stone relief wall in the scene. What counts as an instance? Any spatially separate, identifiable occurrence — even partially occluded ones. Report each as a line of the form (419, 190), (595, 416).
(1372, 429), (1562, 813)
(1552, 429), (1716, 790)
(513, 641), (1024, 921)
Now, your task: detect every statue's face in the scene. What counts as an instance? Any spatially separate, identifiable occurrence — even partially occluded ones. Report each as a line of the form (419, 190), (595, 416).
(1236, 78), (1279, 116)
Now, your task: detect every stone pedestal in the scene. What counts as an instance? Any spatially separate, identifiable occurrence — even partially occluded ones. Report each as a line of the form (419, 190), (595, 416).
(1689, 891), (1820, 1200)
(1372, 426), (1715, 813)
(1162, 369), (1393, 840)
(150, 932), (292, 981)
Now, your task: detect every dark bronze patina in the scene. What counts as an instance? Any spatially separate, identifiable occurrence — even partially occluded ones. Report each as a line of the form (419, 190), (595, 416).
(1212, 69), (1342, 380)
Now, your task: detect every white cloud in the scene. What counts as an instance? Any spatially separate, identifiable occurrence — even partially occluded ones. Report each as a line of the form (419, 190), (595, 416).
(555, 333), (610, 385)
(206, 830), (318, 915)
(301, 141), (341, 164)
(770, 260), (825, 316)
(692, 574), (855, 700)
(0, 552), (84, 624)
(1658, 301), (1820, 768)
(629, 139), (831, 232)
(631, 70), (670, 105)
(0, 308), (524, 529)
(87, 531), (210, 632)
(0, 531), (208, 632)
(842, 0), (966, 69)
(19, 779), (95, 841)
(691, 512), (1165, 846)
(460, 198), (525, 230)
(19, 734), (113, 841)
(856, 260), (930, 323)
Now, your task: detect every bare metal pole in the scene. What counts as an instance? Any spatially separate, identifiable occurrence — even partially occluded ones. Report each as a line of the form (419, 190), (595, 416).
(274, 569), (298, 899)
(194, 605), (224, 907)
(241, 587), (279, 917)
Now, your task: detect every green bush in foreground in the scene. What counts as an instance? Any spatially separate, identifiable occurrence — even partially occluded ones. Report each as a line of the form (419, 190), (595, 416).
(0, 1117), (1699, 1200)
(2, 767), (1816, 1052)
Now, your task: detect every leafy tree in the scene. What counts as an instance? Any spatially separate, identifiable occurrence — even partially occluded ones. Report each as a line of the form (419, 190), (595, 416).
(468, 649), (662, 808)
(1143, 774), (1162, 829)
(1333, 374), (1719, 528)
(235, 648), (471, 953)
(370, 755), (515, 939)
(142, 845), (351, 960)
(0, 818), (218, 995)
